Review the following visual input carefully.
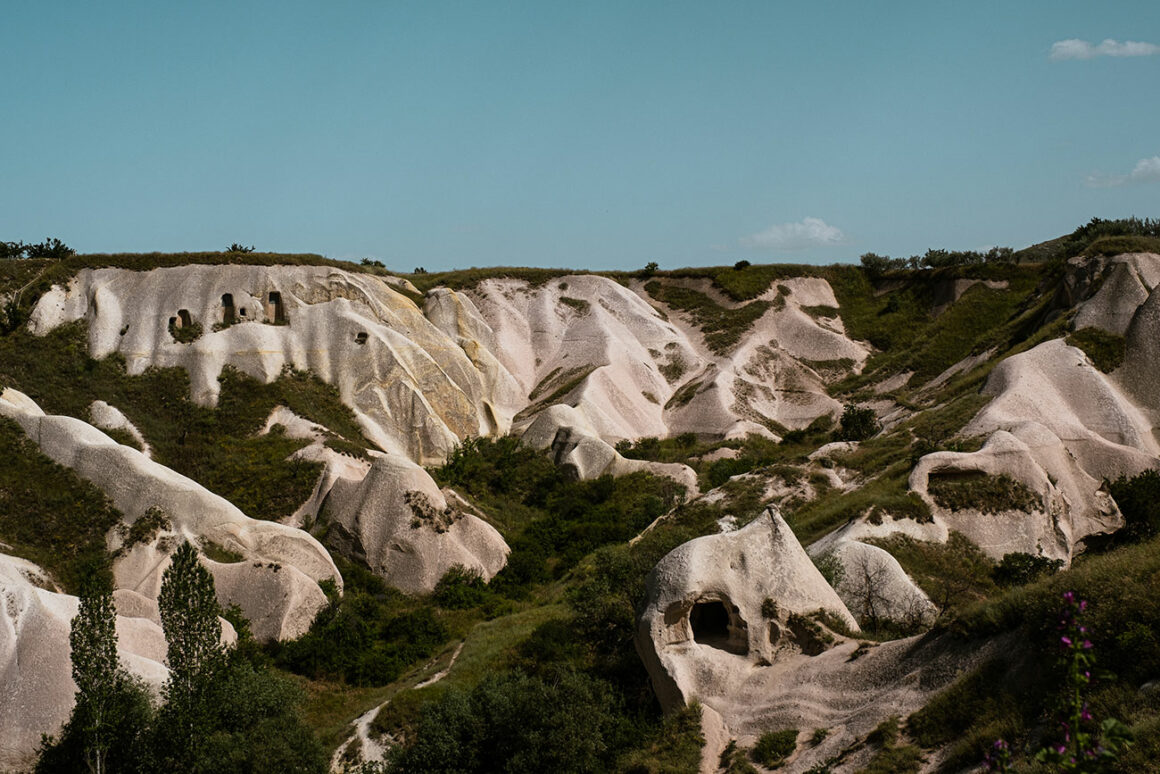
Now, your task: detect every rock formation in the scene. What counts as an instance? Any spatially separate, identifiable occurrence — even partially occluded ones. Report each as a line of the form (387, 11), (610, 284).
(0, 388), (340, 641)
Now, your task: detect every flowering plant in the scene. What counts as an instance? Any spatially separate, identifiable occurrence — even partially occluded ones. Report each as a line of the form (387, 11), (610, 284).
(987, 592), (1132, 773)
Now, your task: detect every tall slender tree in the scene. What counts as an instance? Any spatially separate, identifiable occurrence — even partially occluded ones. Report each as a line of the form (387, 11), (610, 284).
(69, 573), (121, 774)
(157, 541), (224, 764)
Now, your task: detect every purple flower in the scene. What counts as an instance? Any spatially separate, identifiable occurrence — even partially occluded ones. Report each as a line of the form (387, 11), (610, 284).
(1083, 640), (1093, 649)
(1061, 636), (1073, 647)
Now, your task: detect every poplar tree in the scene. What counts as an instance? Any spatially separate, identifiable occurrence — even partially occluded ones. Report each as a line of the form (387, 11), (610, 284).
(157, 541), (223, 764)
(68, 573), (121, 774)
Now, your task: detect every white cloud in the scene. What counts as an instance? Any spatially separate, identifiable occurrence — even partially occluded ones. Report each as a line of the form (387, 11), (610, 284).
(740, 217), (845, 251)
(1050, 38), (1159, 60)
(1086, 155), (1160, 187)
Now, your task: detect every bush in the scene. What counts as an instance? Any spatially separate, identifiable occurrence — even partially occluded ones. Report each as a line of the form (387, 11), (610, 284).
(992, 552), (1062, 587)
(751, 728), (797, 767)
(836, 405), (879, 441)
(387, 670), (627, 773)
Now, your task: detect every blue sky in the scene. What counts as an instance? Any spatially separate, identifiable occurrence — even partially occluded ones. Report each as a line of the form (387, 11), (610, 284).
(1, 1), (1157, 271)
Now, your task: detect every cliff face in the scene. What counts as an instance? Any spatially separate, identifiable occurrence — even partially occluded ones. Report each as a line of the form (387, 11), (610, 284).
(26, 265), (868, 463)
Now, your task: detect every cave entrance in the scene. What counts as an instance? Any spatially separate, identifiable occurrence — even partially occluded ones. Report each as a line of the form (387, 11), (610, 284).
(221, 293), (236, 325)
(690, 599), (748, 655)
(355, 331), (368, 345)
(267, 291), (286, 324)
(176, 309), (192, 328)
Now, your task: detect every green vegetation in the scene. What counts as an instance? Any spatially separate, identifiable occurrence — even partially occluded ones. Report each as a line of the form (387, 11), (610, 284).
(927, 471), (1040, 514)
(0, 323), (371, 521)
(38, 545), (327, 773)
(992, 552), (1063, 588)
(0, 416), (124, 591)
(836, 405), (879, 441)
(273, 558), (451, 687)
(385, 669), (627, 773)
(856, 717), (923, 774)
(643, 280), (771, 354)
(870, 533), (997, 617)
(559, 295), (591, 313)
(752, 728), (798, 767)
(435, 436), (684, 590)
(1067, 327), (1126, 373)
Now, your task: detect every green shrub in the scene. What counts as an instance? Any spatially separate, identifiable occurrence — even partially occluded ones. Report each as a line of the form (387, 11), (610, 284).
(1067, 327), (1126, 373)
(644, 281), (771, 355)
(752, 728), (798, 767)
(836, 405), (879, 441)
(992, 552), (1063, 587)
(0, 417), (123, 592)
(928, 471), (1039, 514)
(386, 669), (626, 773)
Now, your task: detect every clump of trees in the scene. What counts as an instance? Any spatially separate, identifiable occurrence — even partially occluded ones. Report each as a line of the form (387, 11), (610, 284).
(860, 246), (1015, 276)
(1, 238), (76, 260)
(37, 543), (326, 773)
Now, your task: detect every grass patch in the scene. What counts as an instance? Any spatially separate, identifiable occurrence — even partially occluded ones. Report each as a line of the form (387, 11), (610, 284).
(789, 463), (930, 546)
(644, 280), (771, 355)
(435, 436), (685, 591)
(1067, 326), (1126, 373)
(871, 532), (997, 617)
(752, 728), (798, 767)
(927, 471), (1040, 514)
(559, 295), (591, 313)
(0, 416), (123, 591)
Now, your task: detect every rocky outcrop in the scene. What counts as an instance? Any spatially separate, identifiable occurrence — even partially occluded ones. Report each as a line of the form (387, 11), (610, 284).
(635, 509), (988, 771)
(28, 266), (868, 471)
(0, 388), (340, 641)
(810, 541), (937, 628)
(0, 554), (169, 771)
(321, 455), (509, 595)
(635, 509), (857, 710)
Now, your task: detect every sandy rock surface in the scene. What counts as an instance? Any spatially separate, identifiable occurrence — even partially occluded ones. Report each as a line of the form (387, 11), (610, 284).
(0, 554), (169, 771)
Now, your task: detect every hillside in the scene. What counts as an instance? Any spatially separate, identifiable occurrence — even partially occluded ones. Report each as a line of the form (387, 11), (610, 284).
(2, 220), (1160, 773)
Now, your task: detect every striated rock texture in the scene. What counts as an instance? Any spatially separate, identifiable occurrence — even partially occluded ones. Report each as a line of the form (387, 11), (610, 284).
(0, 388), (340, 641)
(28, 266), (868, 465)
(635, 509), (984, 772)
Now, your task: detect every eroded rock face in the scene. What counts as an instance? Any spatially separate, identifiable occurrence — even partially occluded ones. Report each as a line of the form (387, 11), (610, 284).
(322, 455), (510, 594)
(28, 265), (515, 464)
(28, 267), (869, 473)
(636, 509), (982, 772)
(812, 541), (937, 629)
(635, 509), (857, 709)
(0, 388), (340, 641)
(0, 554), (169, 772)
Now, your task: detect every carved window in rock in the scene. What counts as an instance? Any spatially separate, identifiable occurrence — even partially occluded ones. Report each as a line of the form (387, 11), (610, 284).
(689, 598), (749, 655)
(221, 293), (236, 325)
(267, 291), (286, 324)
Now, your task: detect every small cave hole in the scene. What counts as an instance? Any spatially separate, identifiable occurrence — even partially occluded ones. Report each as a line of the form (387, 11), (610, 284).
(176, 309), (192, 328)
(221, 293), (236, 325)
(690, 599), (748, 655)
(355, 331), (368, 345)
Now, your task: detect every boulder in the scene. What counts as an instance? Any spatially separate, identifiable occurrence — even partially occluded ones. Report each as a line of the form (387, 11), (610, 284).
(0, 554), (169, 771)
(322, 455), (510, 594)
(635, 509), (857, 710)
